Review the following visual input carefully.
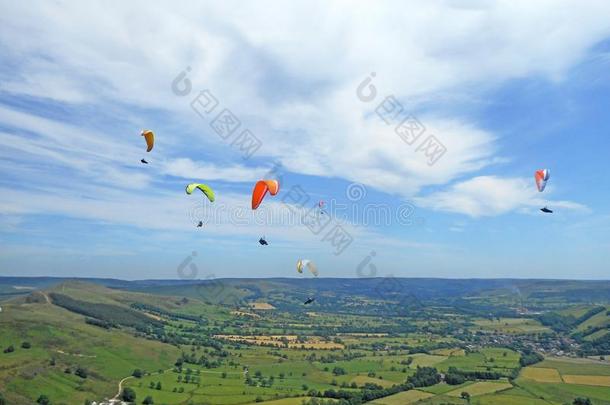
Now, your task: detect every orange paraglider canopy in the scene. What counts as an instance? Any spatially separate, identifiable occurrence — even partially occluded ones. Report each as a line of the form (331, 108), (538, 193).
(141, 130), (154, 152)
(251, 180), (279, 209)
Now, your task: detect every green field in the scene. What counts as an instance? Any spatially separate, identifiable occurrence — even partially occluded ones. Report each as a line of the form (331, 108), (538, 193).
(1, 278), (610, 404)
(473, 318), (550, 334)
(369, 389), (433, 404)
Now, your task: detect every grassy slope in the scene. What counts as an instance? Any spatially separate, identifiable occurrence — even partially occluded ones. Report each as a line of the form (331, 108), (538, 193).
(0, 289), (181, 404)
(2, 279), (610, 404)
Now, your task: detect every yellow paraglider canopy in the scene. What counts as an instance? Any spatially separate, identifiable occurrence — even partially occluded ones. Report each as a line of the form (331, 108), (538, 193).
(297, 259), (318, 277)
(186, 183), (215, 203)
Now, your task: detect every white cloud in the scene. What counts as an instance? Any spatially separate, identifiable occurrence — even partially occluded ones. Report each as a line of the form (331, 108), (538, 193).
(163, 158), (266, 182)
(1, 1), (606, 215)
(416, 176), (589, 217)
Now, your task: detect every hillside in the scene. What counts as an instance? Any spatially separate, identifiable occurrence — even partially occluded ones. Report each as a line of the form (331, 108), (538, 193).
(0, 277), (609, 404)
(0, 288), (180, 404)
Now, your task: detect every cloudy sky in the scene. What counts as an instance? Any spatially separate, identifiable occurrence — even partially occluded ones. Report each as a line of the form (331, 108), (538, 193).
(1, 0), (609, 280)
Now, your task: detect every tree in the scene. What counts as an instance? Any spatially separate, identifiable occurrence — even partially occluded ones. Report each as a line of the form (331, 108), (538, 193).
(3, 345), (14, 354)
(520, 351), (544, 367)
(75, 367), (88, 379)
(122, 387), (136, 402)
(461, 391), (471, 402)
(142, 396), (154, 404)
(406, 367), (441, 388)
(132, 369), (143, 378)
(0, 393), (6, 405)
(332, 367), (346, 376)
(21, 342), (31, 349)
(37, 395), (50, 405)
(155, 381), (162, 390)
(573, 398), (592, 405)
(445, 369), (466, 385)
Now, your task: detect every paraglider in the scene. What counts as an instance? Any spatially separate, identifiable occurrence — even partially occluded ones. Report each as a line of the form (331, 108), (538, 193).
(140, 130), (155, 164)
(297, 259), (318, 277)
(252, 180), (279, 242)
(535, 169), (550, 192)
(186, 183), (215, 227)
(304, 297), (315, 305)
(141, 130), (155, 152)
(251, 180), (279, 210)
(186, 183), (215, 202)
(535, 169), (552, 213)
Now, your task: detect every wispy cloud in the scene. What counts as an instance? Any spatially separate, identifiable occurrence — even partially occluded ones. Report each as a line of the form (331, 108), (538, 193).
(416, 176), (589, 217)
(0, 1), (608, 277)
(2, 1), (608, 208)
(163, 158), (266, 182)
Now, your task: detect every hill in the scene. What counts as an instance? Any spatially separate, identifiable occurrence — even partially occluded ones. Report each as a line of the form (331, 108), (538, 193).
(0, 277), (609, 404)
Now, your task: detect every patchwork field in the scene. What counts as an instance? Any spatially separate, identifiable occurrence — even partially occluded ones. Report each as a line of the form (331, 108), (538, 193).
(577, 306), (609, 332)
(432, 348), (466, 356)
(2, 277), (610, 405)
(246, 398), (317, 405)
(369, 389), (434, 404)
(533, 357), (610, 376)
(473, 318), (550, 334)
(214, 334), (344, 349)
(520, 367), (563, 383)
(349, 375), (395, 388)
(515, 380), (610, 405)
(446, 381), (513, 397)
(562, 374), (610, 387)
(409, 353), (447, 367)
(474, 393), (553, 405)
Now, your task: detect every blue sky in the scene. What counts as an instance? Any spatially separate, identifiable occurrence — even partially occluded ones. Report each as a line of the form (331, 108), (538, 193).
(1, 1), (609, 280)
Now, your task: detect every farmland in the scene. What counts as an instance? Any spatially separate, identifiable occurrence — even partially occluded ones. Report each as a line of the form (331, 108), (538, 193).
(0, 277), (609, 404)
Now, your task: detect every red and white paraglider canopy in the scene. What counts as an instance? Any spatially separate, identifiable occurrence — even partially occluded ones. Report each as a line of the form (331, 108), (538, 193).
(535, 169), (550, 192)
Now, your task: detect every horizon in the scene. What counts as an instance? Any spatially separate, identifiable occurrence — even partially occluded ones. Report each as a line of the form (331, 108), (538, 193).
(3, 275), (610, 283)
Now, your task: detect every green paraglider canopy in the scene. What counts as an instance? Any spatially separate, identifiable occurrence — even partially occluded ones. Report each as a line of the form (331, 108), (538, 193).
(185, 183), (215, 202)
